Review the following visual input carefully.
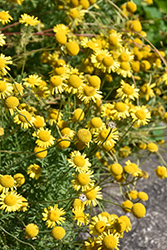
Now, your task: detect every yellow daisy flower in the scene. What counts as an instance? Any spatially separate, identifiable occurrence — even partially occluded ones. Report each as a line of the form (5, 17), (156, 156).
(109, 101), (130, 120)
(66, 6), (85, 27)
(5, 96), (19, 115)
(61, 127), (75, 140)
(0, 79), (13, 99)
(32, 128), (55, 148)
(64, 74), (84, 94)
(51, 226), (66, 240)
(13, 82), (24, 96)
(116, 61), (132, 78)
(81, 37), (103, 51)
(94, 128), (119, 148)
(67, 151), (91, 172)
(83, 184), (103, 207)
(77, 85), (102, 104)
(42, 204), (66, 228)
(96, 230), (120, 250)
(14, 173), (25, 187)
(0, 54), (12, 75)
(89, 214), (111, 235)
(118, 47), (134, 64)
(91, 49), (120, 73)
(33, 115), (46, 129)
(154, 166), (167, 179)
(116, 80), (139, 100)
(72, 206), (89, 226)
(49, 75), (66, 94)
(71, 170), (95, 191)
(140, 82), (156, 101)
(53, 23), (70, 35)
(27, 164), (41, 180)
(25, 223), (39, 239)
(130, 105), (151, 126)
(0, 191), (22, 212)
(124, 160), (142, 177)
(23, 74), (42, 88)
(19, 14), (39, 26)
(108, 29), (122, 48)
(0, 33), (6, 46)
(75, 128), (92, 147)
(101, 103), (114, 120)
(14, 109), (35, 129)
(86, 117), (106, 134)
(47, 109), (63, 126)
(0, 11), (13, 25)
(0, 174), (15, 192)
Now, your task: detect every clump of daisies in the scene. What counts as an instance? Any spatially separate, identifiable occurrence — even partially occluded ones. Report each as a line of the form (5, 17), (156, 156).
(0, 0), (167, 249)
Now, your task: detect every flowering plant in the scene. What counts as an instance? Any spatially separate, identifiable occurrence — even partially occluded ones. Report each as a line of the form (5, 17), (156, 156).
(0, 0), (167, 249)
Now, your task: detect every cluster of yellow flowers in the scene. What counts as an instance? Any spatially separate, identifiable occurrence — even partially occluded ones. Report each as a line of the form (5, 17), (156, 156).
(0, 0), (167, 248)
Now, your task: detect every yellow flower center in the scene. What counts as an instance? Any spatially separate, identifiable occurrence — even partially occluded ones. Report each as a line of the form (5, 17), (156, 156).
(77, 129), (92, 143)
(115, 102), (126, 112)
(103, 235), (117, 250)
(0, 11), (10, 20)
(55, 32), (67, 45)
(124, 165), (135, 174)
(100, 129), (112, 140)
(135, 110), (146, 120)
(121, 62), (130, 71)
(77, 173), (89, 185)
(85, 188), (96, 200)
(28, 78), (37, 85)
(130, 163), (138, 172)
(96, 53), (105, 62)
(120, 52), (129, 62)
(0, 57), (6, 69)
(84, 86), (96, 97)
(0, 81), (7, 92)
(49, 111), (59, 120)
(54, 66), (66, 75)
(109, 35), (118, 46)
(61, 127), (71, 136)
(70, 9), (79, 19)
(13, 83), (23, 94)
(95, 221), (106, 234)
(114, 219), (126, 233)
(32, 165), (41, 174)
(0, 175), (15, 188)
(25, 224), (39, 238)
(24, 16), (34, 25)
(73, 156), (85, 167)
(73, 108), (84, 121)
(5, 96), (19, 108)
(109, 163), (123, 175)
(68, 75), (81, 88)
(4, 194), (17, 206)
(141, 85), (150, 94)
(123, 84), (134, 95)
(66, 41), (79, 56)
(90, 117), (102, 128)
(48, 210), (60, 221)
(102, 56), (114, 67)
(51, 226), (65, 240)
(19, 111), (31, 123)
(147, 142), (158, 152)
(89, 75), (101, 88)
(50, 76), (62, 87)
(38, 130), (51, 142)
(132, 203), (146, 218)
(34, 116), (44, 128)
(156, 166), (166, 177)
